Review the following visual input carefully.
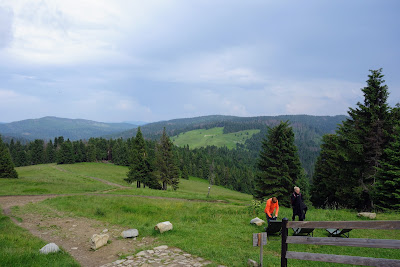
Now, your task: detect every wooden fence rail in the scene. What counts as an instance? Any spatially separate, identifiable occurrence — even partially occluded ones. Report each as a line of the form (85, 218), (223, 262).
(281, 219), (400, 267)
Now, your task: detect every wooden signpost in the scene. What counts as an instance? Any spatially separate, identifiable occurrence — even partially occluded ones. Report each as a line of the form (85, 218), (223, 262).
(253, 232), (267, 266)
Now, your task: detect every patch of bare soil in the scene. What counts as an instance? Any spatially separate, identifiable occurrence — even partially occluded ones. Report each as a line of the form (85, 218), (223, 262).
(0, 196), (157, 267)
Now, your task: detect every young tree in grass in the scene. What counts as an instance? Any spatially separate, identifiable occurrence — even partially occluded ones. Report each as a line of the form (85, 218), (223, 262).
(373, 126), (400, 211)
(0, 135), (18, 178)
(156, 128), (180, 190)
(254, 121), (302, 207)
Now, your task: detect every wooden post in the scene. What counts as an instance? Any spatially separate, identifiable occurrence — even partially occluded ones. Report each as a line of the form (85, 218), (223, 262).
(281, 218), (288, 267)
(258, 233), (263, 267)
(253, 232), (267, 267)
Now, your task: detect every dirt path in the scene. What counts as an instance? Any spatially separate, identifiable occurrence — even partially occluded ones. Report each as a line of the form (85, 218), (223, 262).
(2, 195), (156, 267)
(0, 167), (225, 267)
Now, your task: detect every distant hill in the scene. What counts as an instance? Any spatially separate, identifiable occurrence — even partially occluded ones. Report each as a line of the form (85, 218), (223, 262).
(0, 116), (137, 141)
(107, 114), (347, 178)
(108, 114), (347, 140)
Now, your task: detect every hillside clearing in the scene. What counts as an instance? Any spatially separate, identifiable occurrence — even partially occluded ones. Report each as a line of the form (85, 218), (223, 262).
(172, 127), (260, 149)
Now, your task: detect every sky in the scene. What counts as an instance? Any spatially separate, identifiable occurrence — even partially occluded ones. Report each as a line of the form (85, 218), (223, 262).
(0, 0), (399, 123)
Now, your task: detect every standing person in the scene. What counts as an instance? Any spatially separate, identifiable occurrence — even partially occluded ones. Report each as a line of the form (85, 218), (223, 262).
(291, 186), (307, 221)
(265, 197), (279, 224)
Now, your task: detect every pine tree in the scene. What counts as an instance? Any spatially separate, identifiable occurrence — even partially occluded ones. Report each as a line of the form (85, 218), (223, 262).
(0, 135), (18, 178)
(45, 140), (56, 163)
(156, 128), (180, 190)
(336, 69), (391, 209)
(30, 139), (45, 165)
(254, 121), (302, 207)
(373, 126), (400, 211)
(126, 127), (155, 188)
(182, 165), (189, 180)
(311, 134), (342, 207)
(57, 139), (74, 164)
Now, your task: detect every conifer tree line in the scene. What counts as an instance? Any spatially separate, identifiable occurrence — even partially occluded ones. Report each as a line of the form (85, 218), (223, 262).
(311, 69), (400, 211)
(4, 127), (256, 193)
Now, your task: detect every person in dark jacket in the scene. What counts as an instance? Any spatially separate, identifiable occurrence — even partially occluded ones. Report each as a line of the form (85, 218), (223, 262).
(291, 186), (307, 221)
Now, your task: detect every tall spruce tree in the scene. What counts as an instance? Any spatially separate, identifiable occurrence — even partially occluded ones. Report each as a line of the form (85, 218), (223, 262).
(373, 126), (400, 211)
(312, 69), (393, 210)
(0, 136), (18, 178)
(57, 139), (74, 164)
(311, 134), (343, 208)
(126, 127), (155, 188)
(156, 128), (180, 190)
(254, 121), (302, 207)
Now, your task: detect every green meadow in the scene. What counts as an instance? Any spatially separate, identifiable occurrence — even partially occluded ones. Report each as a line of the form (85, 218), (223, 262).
(1, 163), (400, 266)
(172, 127), (260, 149)
(0, 208), (79, 267)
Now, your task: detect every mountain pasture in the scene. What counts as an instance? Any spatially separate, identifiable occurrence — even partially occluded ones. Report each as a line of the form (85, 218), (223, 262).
(1, 163), (400, 266)
(172, 127), (260, 149)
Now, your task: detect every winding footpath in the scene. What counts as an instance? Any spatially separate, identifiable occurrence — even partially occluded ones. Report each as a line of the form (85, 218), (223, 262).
(0, 167), (225, 267)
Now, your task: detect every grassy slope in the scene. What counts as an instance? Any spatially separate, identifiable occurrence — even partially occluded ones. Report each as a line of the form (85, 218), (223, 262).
(4, 163), (400, 266)
(0, 207), (79, 267)
(172, 127), (260, 149)
(0, 164), (113, 195)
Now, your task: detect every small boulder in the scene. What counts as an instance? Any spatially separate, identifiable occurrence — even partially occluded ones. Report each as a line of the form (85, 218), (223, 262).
(247, 259), (258, 267)
(90, 234), (109, 250)
(250, 217), (265, 226)
(39, 243), (60, 254)
(357, 212), (376, 219)
(154, 221), (173, 233)
(121, 229), (139, 238)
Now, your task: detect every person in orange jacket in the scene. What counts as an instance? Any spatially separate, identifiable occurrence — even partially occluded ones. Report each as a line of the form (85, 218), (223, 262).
(265, 197), (279, 223)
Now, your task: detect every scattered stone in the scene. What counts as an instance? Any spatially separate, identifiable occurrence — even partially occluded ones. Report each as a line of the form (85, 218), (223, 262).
(106, 245), (216, 267)
(248, 258), (258, 266)
(121, 229), (139, 238)
(71, 247), (78, 250)
(250, 217), (265, 226)
(357, 212), (376, 219)
(102, 228), (108, 233)
(154, 245), (168, 251)
(39, 243), (60, 254)
(154, 221), (173, 233)
(136, 251), (148, 257)
(90, 233), (109, 250)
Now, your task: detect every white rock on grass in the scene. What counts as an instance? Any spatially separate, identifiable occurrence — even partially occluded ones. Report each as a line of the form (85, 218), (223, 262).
(121, 229), (139, 238)
(154, 221), (173, 233)
(90, 234), (109, 250)
(357, 212), (377, 219)
(250, 217), (265, 226)
(39, 243), (60, 254)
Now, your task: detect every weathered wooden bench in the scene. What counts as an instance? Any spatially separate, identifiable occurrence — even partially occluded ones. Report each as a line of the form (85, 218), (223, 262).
(280, 219), (400, 267)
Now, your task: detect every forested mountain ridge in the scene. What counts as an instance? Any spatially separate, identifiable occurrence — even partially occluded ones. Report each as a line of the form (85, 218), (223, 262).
(107, 114), (347, 140)
(0, 116), (137, 141)
(107, 114), (347, 178)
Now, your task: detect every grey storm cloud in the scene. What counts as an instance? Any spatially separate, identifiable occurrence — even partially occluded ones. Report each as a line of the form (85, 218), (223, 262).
(0, 0), (399, 123)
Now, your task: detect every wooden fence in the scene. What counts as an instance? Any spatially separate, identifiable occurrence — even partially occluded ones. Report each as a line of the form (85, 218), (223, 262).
(280, 219), (400, 267)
